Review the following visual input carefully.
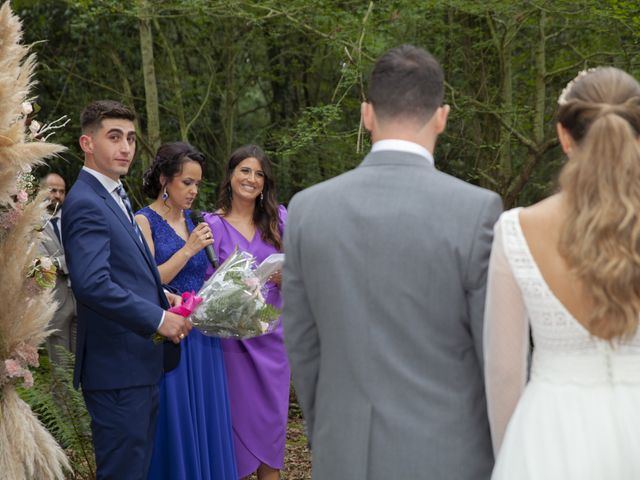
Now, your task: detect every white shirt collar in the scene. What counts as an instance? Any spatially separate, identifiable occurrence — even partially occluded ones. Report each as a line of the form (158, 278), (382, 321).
(370, 139), (434, 165)
(82, 166), (122, 193)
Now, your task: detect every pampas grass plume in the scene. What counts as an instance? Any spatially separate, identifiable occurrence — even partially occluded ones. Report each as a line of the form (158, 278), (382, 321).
(0, 2), (70, 478)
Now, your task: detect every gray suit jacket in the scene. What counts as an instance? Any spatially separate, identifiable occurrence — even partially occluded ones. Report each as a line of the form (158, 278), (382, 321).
(39, 218), (76, 354)
(282, 150), (503, 480)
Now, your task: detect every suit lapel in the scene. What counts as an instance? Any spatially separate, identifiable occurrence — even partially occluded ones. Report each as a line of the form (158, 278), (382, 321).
(78, 171), (160, 279)
(44, 222), (63, 252)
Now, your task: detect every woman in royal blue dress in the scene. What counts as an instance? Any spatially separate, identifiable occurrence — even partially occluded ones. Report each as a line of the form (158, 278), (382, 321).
(135, 142), (237, 480)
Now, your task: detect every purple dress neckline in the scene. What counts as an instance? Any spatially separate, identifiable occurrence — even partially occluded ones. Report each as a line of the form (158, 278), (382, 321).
(218, 215), (258, 243)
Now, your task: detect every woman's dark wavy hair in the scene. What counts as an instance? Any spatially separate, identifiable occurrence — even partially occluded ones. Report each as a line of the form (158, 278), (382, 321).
(217, 145), (281, 250)
(142, 142), (205, 199)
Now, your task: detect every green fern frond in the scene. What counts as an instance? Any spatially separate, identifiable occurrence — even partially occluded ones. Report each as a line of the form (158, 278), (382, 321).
(18, 348), (96, 479)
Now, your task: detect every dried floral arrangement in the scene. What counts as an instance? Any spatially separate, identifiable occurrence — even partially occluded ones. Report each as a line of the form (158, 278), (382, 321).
(0, 2), (70, 478)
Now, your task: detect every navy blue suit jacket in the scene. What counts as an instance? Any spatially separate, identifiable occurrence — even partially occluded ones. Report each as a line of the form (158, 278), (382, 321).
(62, 170), (171, 390)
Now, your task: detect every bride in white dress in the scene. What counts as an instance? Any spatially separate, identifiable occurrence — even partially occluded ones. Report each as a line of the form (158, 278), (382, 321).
(484, 67), (640, 480)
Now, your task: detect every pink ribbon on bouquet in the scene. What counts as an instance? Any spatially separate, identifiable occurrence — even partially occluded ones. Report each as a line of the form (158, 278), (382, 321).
(152, 291), (204, 343)
(168, 291), (203, 317)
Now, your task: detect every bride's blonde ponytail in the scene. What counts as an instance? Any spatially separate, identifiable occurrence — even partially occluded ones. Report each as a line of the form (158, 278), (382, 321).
(558, 68), (640, 340)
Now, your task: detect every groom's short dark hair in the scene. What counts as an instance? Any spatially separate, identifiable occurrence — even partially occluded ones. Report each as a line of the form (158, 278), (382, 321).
(367, 45), (444, 124)
(80, 100), (136, 133)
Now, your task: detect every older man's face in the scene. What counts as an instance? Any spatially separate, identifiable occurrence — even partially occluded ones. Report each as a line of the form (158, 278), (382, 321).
(45, 174), (66, 213)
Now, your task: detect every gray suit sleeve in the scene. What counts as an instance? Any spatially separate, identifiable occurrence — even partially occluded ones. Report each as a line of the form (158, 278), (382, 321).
(464, 192), (503, 372)
(39, 229), (68, 274)
(282, 196), (320, 441)
(38, 232), (53, 257)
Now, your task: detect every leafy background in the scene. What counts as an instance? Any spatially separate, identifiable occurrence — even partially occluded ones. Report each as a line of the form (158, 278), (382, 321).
(15, 0), (640, 210)
(12, 2), (640, 477)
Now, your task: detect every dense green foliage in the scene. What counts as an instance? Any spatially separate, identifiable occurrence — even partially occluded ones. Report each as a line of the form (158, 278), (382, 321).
(11, 4), (640, 477)
(18, 349), (95, 479)
(15, 0), (640, 208)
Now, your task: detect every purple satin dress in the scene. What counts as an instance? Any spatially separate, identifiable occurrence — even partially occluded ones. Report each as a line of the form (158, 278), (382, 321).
(203, 206), (290, 478)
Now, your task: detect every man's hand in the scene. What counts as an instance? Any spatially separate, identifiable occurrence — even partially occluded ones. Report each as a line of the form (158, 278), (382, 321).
(165, 292), (183, 308)
(158, 311), (192, 344)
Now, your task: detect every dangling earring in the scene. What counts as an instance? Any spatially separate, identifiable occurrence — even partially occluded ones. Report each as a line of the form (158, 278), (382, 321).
(162, 187), (168, 201)
(260, 191), (264, 205)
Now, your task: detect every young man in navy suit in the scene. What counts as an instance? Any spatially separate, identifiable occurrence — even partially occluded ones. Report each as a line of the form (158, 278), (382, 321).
(62, 100), (192, 480)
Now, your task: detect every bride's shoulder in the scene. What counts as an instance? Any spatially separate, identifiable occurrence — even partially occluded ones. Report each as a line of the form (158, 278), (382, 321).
(520, 194), (562, 227)
(493, 195), (562, 240)
(517, 195), (564, 246)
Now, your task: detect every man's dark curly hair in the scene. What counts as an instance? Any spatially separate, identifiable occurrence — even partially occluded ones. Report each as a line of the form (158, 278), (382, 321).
(80, 100), (135, 133)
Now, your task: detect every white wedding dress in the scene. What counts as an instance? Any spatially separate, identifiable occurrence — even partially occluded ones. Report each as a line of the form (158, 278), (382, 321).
(484, 208), (640, 480)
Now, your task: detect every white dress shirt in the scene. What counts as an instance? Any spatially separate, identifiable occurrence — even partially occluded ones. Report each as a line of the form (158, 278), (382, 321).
(371, 139), (434, 165)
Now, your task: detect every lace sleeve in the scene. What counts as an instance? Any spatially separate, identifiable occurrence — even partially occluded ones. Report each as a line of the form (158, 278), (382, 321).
(483, 217), (530, 454)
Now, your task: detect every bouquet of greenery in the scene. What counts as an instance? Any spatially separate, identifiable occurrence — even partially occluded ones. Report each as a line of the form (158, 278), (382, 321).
(190, 248), (284, 338)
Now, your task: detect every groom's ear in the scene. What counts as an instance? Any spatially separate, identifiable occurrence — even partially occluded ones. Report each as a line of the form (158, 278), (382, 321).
(361, 102), (374, 132)
(433, 105), (449, 135)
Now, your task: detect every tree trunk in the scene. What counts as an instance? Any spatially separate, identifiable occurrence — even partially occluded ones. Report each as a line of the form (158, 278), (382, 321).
(138, 0), (161, 169)
(533, 9), (546, 146)
(505, 8), (548, 207)
(155, 18), (187, 141)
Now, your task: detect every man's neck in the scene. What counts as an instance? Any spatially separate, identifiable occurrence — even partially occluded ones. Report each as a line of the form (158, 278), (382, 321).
(84, 160), (120, 182)
(83, 165), (121, 185)
(370, 140), (434, 165)
(371, 123), (436, 153)
(82, 166), (122, 197)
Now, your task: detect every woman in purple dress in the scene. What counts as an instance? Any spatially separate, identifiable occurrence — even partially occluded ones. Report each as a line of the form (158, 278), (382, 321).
(204, 145), (290, 480)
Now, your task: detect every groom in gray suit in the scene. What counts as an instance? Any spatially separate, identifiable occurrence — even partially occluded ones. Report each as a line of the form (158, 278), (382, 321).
(282, 45), (502, 479)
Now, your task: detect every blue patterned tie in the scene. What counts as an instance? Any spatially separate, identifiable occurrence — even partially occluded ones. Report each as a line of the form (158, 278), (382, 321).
(115, 185), (136, 224)
(114, 185), (144, 245)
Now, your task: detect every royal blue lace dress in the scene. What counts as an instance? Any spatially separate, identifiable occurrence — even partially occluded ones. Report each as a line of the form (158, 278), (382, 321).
(137, 207), (237, 480)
